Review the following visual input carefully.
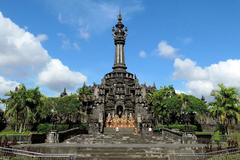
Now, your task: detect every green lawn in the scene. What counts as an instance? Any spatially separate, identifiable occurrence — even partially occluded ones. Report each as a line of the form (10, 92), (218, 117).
(208, 153), (240, 160)
(0, 130), (31, 136)
(0, 157), (39, 160)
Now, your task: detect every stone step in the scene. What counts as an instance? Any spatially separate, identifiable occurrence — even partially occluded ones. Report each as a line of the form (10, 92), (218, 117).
(65, 133), (175, 145)
(76, 157), (168, 160)
(104, 127), (135, 135)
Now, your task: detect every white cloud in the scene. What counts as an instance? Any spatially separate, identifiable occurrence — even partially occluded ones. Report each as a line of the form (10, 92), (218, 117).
(173, 58), (240, 98)
(38, 59), (87, 92)
(186, 80), (214, 98)
(57, 33), (80, 50)
(157, 41), (178, 58)
(139, 50), (147, 58)
(46, 0), (144, 39)
(0, 12), (50, 77)
(36, 34), (48, 42)
(79, 27), (90, 40)
(175, 89), (187, 94)
(173, 58), (207, 80)
(0, 76), (19, 96)
(0, 12), (87, 95)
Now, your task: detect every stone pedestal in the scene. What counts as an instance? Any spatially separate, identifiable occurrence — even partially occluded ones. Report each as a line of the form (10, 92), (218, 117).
(88, 122), (100, 134)
(46, 131), (59, 143)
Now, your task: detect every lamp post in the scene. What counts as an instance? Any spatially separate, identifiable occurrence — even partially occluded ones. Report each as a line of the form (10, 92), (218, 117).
(51, 108), (56, 131)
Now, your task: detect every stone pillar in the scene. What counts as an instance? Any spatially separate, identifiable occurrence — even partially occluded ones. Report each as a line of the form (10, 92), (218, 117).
(137, 114), (142, 133)
(115, 44), (125, 65)
(46, 131), (59, 143)
(99, 112), (103, 133)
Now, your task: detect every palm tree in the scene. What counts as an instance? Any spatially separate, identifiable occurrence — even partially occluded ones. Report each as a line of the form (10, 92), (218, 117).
(4, 84), (43, 132)
(210, 84), (240, 134)
(4, 85), (26, 132)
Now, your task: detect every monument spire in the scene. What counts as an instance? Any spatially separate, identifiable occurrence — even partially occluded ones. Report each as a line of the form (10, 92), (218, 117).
(112, 13), (128, 72)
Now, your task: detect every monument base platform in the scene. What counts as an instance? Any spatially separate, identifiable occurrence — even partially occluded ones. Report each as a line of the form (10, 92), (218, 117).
(14, 132), (205, 160)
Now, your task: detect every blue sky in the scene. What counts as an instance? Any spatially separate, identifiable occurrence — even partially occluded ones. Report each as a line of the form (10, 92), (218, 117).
(1, 0), (240, 102)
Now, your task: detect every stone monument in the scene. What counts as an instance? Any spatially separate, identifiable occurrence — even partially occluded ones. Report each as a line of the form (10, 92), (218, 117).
(82, 14), (155, 134)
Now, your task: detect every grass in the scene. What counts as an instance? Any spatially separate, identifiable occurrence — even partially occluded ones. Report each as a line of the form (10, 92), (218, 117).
(194, 131), (213, 135)
(208, 153), (240, 160)
(228, 132), (240, 143)
(0, 130), (31, 136)
(0, 157), (39, 160)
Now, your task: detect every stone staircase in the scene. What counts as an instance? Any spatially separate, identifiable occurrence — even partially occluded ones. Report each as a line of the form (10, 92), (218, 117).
(19, 143), (197, 160)
(65, 133), (175, 144)
(72, 147), (173, 160)
(61, 134), (195, 159)
(104, 127), (135, 135)
(14, 132), (203, 160)
(15, 131), (204, 160)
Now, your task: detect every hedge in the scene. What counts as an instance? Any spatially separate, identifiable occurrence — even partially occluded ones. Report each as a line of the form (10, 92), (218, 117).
(156, 124), (198, 132)
(37, 123), (69, 133)
(37, 123), (88, 133)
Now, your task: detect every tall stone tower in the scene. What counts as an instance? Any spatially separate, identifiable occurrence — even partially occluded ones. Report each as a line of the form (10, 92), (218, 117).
(87, 14), (155, 134)
(112, 14), (127, 72)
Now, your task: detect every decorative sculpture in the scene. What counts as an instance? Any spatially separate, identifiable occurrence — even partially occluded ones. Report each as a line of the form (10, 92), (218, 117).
(105, 113), (136, 128)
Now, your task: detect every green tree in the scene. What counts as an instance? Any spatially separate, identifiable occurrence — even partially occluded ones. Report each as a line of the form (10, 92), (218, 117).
(149, 85), (207, 127)
(77, 83), (94, 114)
(209, 84), (240, 134)
(0, 108), (6, 131)
(41, 94), (84, 126)
(179, 94), (207, 130)
(4, 84), (43, 132)
(149, 85), (182, 124)
(77, 83), (93, 102)
(55, 94), (82, 125)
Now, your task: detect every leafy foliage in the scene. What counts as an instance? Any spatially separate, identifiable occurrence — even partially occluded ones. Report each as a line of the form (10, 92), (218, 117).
(2, 84), (86, 133)
(37, 123), (69, 133)
(212, 131), (222, 145)
(0, 109), (6, 131)
(40, 94), (84, 126)
(209, 84), (240, 134)
(4, 84), (43, 132)
(157, 124), (198, 132)
(149, 85), (207, 128)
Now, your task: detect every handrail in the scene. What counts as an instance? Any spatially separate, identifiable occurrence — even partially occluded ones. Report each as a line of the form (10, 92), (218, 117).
(0, 146), (239, 158)
(0, 146), (75, 158)
(205, 147), (240, 155)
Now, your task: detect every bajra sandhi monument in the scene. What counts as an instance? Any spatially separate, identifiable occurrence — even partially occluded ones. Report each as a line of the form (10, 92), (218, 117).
(16, 14), (205, 160)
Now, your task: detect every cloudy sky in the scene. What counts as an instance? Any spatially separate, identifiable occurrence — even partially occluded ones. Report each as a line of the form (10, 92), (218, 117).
(1, 0), (240, 103)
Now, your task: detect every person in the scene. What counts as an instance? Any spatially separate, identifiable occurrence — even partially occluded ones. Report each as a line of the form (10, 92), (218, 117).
(148, 125), (153, 136)
(148, 127), (152, 132)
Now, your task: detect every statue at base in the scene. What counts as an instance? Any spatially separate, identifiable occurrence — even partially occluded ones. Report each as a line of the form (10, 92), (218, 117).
(105, 113), (112, 127)
(105, 112), (136, 128)
(128, 113), (136, 128)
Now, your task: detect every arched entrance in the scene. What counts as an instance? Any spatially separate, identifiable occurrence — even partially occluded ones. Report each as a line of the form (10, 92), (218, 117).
(116, 105), (123, 118)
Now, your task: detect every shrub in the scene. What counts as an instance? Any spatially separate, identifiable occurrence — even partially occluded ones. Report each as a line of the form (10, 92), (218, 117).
(56, 124), (69, 131)
(155, 124), (198, 132)
(156, 124), (167, 129)
(37, 124), (69, 133)
(79, 123), (88, 130)
(168, 124), (197, 132)
(37, 123), (52, 133)
(212, 131), (222, 146)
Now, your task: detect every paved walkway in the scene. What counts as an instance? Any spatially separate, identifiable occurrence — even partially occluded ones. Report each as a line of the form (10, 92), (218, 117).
(17, 142), (205, 149)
